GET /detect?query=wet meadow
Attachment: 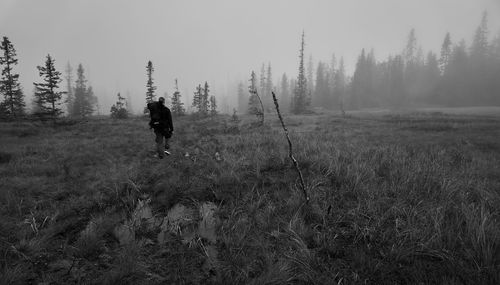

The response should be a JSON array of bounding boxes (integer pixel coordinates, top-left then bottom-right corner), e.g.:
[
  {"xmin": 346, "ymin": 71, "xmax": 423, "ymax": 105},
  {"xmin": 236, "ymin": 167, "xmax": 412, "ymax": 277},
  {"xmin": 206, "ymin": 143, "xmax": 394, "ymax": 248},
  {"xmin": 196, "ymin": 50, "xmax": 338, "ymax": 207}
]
[{"xmin": 1, "ymin": 109, "xmax": 500, "ymax": 284}]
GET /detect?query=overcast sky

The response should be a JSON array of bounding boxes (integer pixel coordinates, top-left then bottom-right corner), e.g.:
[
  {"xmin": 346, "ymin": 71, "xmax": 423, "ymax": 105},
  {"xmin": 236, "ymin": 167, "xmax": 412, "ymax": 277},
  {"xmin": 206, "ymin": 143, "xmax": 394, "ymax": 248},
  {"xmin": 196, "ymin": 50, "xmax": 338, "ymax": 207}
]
[{"xmin": 1, "ymin": 0, "xmax": 499, "ymax": 113}]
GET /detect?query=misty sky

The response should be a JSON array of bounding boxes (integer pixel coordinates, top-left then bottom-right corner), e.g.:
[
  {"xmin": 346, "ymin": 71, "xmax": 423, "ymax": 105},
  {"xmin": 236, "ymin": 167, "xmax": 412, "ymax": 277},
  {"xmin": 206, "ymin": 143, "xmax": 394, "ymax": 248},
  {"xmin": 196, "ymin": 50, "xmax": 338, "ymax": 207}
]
[{"xmin": 1, "ymin": 0, "xmax": 499, "ymax": 113}]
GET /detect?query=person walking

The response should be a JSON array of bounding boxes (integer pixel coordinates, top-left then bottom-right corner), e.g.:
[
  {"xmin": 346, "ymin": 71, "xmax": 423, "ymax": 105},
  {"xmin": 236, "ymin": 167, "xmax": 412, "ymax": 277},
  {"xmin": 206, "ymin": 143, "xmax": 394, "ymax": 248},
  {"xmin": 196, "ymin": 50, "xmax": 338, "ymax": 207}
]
[{"xmin": 147, "ymin": 97, "xmax": 173, "ymax": 158}]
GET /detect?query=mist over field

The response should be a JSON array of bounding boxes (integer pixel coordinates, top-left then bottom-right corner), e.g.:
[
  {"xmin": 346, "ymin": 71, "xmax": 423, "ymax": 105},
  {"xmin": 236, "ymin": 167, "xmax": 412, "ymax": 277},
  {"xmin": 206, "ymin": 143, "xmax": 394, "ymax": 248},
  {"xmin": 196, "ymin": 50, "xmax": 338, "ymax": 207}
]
[
  {"xmin": 1, "ymin": 1, "xmax": 500, "ymax": 284},
  {"xmin": 1, "ymin": 0, "xmax": 500, "ymax": 114}
]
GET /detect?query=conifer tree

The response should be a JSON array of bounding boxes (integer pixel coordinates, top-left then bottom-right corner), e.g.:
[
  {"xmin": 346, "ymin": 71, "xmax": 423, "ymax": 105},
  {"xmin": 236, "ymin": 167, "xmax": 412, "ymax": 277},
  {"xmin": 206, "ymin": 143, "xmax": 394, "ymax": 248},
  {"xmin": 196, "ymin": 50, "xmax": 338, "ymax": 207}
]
[
  {"xmin": 72, "ymin": 64, "xmax": 95, "ymax": 117},
  {"xmin": 404, "ymin": 29, "xmax": 418, "ymax": 65},
  {"xmin": 259, "ymin": 64, "xmax": 266, "ymax": 106},
  {"xmin": 237, "ymin": 82, "xmax": 246, "ymax": 113},
  {"xmin": 110, "ymin": 92, "xmax": 128, "ymax": 119},
  {"xmin": 0, "ymin": 36, "xmax": 25, "ymax": 118},
  {"xmin": 439, "ymin": 32, "xmax": 452, "ymax": 74},
  {"xmin": 171, "ymin": 79, "xmax": 185, "ymax": 116},
  {"xmin": 422, "ymin": 51, "xmax": 440, "ymax": 102},
  {"xmin": 248, "ymin": 70, "xmax": 264, "ymax": 124},
  {"xmin": 33, "ymin": 54, "xmax": 65, "ymax": 119},
  {"xmin": 350, "ymin": 48, "xmax": 366, "ymax": 109},
  {"xmin": 144, "ymin": 60, "xmax": 156, "ymax": 113},
  {"xmin": 201, "ymin": 81, "xmax": 210, "ymax": 115},
  {"xmin": 125, "ymin": 92, "xmax": 133, "ymax": 114},
  {"xmin": 265, "ymin": 62, "xmax": 273, "ymax": 110},
  {"xmin": 307, "ymin": 54, "xmax": 314, "ymax": 95},
  {"xmin": 471, "ymin": 11, "xmax": 489, "ymax": 59},
  {"xmin": 292, "ymin": 32, "xmax": 309, "ymax": 114},
  {"xmin": 209, "ymin": 95, "xmax": 217, "ymax": 116},
  {"xmin": 192, "ymin": 84, "xmax": 202, "ymax": 113},
  {"xmin": 65, "ymin": 62, "xmax": 74, "ymax": 115},
  {"xmin": 335, "ymin": 57, "xmax": 346, "ymax": 115},
  {"xmin": 280, "ymin": 73, "xmax": 289, "ymax": 113},
  {"xmin": 313, "ymin": 61, "xmax": 329, "ymax": 107}
]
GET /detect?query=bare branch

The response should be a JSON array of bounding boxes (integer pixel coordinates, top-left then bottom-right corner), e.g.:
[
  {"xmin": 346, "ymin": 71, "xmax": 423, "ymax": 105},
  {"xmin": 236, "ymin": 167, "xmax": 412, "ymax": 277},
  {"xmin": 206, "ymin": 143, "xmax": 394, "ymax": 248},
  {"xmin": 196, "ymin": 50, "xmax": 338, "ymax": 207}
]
[{"xmin": 271, "ymin": 91, "xmax": 309, "ymax": 203}]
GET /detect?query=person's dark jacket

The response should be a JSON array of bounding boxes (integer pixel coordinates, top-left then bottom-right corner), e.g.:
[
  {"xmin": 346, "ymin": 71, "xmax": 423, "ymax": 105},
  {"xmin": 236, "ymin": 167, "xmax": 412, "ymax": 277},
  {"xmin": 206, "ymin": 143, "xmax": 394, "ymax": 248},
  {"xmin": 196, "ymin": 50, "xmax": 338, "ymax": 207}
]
[{"xmin": 148, "ymin": 102, "xmax": 173, "ymax": 132}]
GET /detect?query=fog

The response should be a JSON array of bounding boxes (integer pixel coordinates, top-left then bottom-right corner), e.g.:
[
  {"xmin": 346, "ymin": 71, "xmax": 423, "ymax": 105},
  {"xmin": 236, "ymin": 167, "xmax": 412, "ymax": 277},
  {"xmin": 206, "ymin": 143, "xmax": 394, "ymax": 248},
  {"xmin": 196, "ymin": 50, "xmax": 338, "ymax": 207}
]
[{"xmin": 1, "ymin": 0, "xmax": 499, "ymax": 114}]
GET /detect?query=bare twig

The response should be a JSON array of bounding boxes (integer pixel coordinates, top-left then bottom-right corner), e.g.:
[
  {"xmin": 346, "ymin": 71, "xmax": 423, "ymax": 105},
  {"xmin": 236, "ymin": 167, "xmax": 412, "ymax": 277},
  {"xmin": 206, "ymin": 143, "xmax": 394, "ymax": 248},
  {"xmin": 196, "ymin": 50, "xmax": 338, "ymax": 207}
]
[{"xmin": 271, "ymin": 91, "xmax": 309, "ymax": 203}]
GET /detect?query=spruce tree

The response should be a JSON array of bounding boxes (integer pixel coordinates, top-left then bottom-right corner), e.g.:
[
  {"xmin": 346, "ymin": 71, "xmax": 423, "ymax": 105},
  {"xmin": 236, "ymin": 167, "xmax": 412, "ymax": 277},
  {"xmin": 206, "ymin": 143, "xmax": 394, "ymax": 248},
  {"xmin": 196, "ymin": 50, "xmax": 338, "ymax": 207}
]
[
  {"xmin": 265, "ymin": 62, "xmax": 273, "ymax": 111},
  {"xmin": 307, "ymin": 54, "xmax": 314, "ymax": 95},
  {"xmin": 0, "ymin": 36, "xmax": 25, "ymax": 118},
  {"xmin": 237, "ymin": 82, "xmax": 246, "ymax": 114},
  {"xmin": 248, "ymin": 70, "xmax": 264, "ymax": 124},
  {"xmin": 209, "ymin": 95, "xmax": 217, "ymax": 116},
  {"xmin": 334, "ymin": 57, "xmax": 346, "ymax": 115},
  {"xmin": 422, "ymin": 51, "xmax": 440, "ymax": 102},
  {"xmin": 439, "ymin": 32, "xmax": 452, "ymax": 74},
  {"xmin": 313, "ymin": 61, "xmax": 329, "ymax": 108},
  {"xmin": 171, "ymin": 79, "xmax": 185, "ymax": 116},
  {"xmin": 280, "ymin": 73, "xmax": 289, "ymax": 113},
  {"xmin": 350, "ymin": 49, "xmax": 366, "ymax": 109},
  {"xmin": 72, "ymin": 64, "xmax": 95, "ymax": 117},
  {"xmin": 292, "ymin": 32, "xmax": 309, "ymax": 114},
  {"xmin": 192, "ymin": 84, "xmax": 202, "ymax": 113},
  {"xmin": 145, "ymin": 60, "xmax": 156, "ymax": 113},
  {"xmin": 33, "ymin": 54, "xmax": 65, "ymax": 119},
  {"xmin": 110, "ymin": 92, "xmax": 128, "ymax": 119},
  {"xmin": 201, "ymin": 81, "xmax": 210, "ymax": 115},
  {"xmin": 471, "ymin": 11, "xmax": 489, "ymax": 59},
  {"xmin": 404, "ymin": 29, "xmax": 418, "ymax": 65},
  {"xmin": 65, "ymin": 62, "xmax": 74, "ymax": 115}
]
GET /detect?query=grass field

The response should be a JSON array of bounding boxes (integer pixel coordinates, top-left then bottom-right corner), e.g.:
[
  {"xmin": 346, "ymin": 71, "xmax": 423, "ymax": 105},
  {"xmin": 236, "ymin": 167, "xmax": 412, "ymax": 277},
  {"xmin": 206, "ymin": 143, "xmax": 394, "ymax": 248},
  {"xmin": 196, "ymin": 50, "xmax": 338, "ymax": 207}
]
[{"xmin": 1, "ymin": 109, "xmax": 500, "ymax": 284}]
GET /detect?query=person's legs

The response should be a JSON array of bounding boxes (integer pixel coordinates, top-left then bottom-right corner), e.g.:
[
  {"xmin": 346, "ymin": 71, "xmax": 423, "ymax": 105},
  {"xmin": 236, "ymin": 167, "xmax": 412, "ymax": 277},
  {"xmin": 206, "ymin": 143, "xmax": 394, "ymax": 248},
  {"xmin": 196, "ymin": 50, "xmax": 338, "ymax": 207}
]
[
  {"xmin": 165, "ymin": 137, "xmax": 170, "ymax": 149},
  {"xmin": 154, "ymin": 129, "xmax": 164, "ymax": 157},
  {"xmin": 165, "ymin": 130, "xmax": 172, "ymax": 150}
]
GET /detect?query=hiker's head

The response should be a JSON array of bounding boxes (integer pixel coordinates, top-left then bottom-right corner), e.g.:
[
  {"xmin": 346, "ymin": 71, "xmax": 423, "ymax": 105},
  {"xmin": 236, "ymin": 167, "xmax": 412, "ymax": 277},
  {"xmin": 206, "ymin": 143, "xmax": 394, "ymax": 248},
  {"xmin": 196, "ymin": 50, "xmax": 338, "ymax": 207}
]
[{"xmin": 159, "ymin": 97, "xmax": 165, "ymax": 105}]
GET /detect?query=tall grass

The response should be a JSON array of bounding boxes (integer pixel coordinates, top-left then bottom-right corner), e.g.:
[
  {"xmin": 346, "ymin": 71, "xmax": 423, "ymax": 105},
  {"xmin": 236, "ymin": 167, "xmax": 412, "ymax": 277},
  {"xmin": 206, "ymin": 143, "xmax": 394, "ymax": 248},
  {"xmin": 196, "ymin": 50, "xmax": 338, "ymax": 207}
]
[{"xmin": 0, "ymin": 112, "xmax": 499, "ymax": 283}]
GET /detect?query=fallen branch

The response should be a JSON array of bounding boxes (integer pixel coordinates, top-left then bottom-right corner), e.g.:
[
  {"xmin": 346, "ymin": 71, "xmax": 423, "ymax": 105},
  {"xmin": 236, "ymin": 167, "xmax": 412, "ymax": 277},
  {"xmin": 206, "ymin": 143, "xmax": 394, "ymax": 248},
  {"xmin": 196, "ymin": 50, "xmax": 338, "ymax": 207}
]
[{"xmin": 271, "ymin": 91, "xmax": 309, "ymax": 203}]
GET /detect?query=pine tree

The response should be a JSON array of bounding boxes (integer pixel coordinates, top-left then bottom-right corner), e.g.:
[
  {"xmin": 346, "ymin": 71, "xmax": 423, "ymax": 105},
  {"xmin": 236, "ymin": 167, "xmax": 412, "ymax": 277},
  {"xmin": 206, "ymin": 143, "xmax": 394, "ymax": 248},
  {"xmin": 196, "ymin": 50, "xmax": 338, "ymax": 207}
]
[
  {"xmin": 171, "ymin": 79, "xmax": 185, "ymax": 116},
  {"xmin": 350, "ymin": 49, "xmax": 366, "ymax": 109},
  {"xmin": 237, "ymin": 82, "xmax": 246, "ymax": 114},
  {"xmin": 65, "ymin": 62, "xmax": 74, "ymax": 115},
  {"xmin": 209, "ymin": 95, "xmax": 217, "ymax": 116},
  {"xmin": 110, "ymin": 92, "xmax": 128, "ymax": 119},
  {"xmin": 292, "ymin": 32, "xmax": 309, "ymax": 114},
  {"xmin": 439, "ymin": 32, "xmax": 452, "ymax": 74},
  {"xmin": 259, "ymin": 63, "xmax": 266, "ymax": 106},
  {"xmin": 313, "ymin": 61, "xmax": 329, "ymax": 108},
  {"xmin": 265, "ymin": 62, "xmax": 273, "ymax": 111},
  {"xmin": 334, "ymin": 57, "xmax": 346, "ymax": 114},
  {"xmin": 144, "ymin": 60, "xmax": 156, "ymax": 113},
  {"xmin": 33, "ymin": 54, "xmax": 65, "ymax": 119},
  {"xmin": 72, "ymin": 64, "xmax": 95, "ymax": 117},
  {"xmin": 307, "ymin": 54, "xmax": 314, "ymax": 95},
  {"xmin": 422, "ymin": 51, "xmax": 440, "ymax": 102},
  {"xmin": 404, "ymin": 28, "xmax": 418, "ymax": 65},
  {"xmin": 192, "ymin": 84, "xmax": 202, "ymax": 113},
  {"xmin": 389, "ymin": 55, "xmax": 406, "ymax": 107},
  {"xmin": 248, "ymin": 70, "xmax": 264, "ymax": 123},
  {"xmin": 201, "ymin": 81, "xmax": 210, "ymax": 115},
  {"xmin": 404, "ymin": 29, "xmax": 423, "ymax": 103},
  {"xmin": 444, "ymin": 40, "xmax": 470, "ymax": 105},
  {"xmin": 125, "ymin": 91, "xmax": 134, "ymax": 114},
  {"xmin": 471, "ymin": 11, "xmax": 489, "ymax": 59},
  {"xmin": 280, "ymin": 73, "xmax": 289, "ymax": 112},
  {"xmin": 0, "ymin": 36, "xmax": 25, "ymax": 118}
]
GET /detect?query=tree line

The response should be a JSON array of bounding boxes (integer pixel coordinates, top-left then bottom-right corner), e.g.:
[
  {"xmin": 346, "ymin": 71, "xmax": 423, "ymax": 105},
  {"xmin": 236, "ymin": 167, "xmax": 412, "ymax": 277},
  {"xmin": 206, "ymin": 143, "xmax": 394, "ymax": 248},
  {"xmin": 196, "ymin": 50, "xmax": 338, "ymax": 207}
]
[
  {"xmin": 0, "ymin": 38, "xmax": 216, "ymax": 121},
  {"xmin": 0, "ymin": 36, "xmax": 98, "ymax": 121},
  {"xmin": 239, "ymin": 12, "xmax": 499, "ymax": 115}
]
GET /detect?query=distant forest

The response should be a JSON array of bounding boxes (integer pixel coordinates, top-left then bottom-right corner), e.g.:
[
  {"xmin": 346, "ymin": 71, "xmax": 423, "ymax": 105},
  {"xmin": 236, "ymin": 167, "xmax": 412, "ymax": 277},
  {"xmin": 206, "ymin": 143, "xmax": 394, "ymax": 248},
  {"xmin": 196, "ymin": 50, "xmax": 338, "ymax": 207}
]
[{"xmin": 240, "ymin": 12, "xmax": 500, "ymax": 114}]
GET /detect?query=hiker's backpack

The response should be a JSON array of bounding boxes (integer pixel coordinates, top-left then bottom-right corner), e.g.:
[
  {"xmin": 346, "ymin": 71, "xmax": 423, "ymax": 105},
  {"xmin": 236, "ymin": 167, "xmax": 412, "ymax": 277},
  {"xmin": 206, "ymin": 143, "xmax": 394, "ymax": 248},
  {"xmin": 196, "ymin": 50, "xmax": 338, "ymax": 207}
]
[{"xmin": 147, "ymin": 102, "xmax": 161, "ymax": 127}]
